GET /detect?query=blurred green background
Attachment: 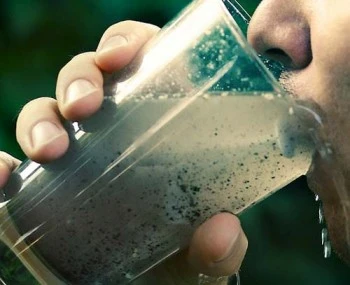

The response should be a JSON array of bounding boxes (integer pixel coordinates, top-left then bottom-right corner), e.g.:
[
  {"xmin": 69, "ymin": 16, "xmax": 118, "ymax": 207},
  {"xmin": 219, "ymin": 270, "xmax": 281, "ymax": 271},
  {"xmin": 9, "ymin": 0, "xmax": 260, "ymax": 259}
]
[{"xmin": 0, "ymin": 0, "xmax": 349, "ymax": 284}]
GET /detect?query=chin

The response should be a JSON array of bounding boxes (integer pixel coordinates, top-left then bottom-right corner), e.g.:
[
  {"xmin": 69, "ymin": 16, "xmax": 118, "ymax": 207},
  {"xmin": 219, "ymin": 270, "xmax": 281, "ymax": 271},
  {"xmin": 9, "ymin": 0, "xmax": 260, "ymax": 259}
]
[
  {"xmin": 322, "ymin": 202, "xmax": 350, "ymax": 266},
  {"xmin": 306, "ymin": 154, "xmax": 350, "ymax": 266}
]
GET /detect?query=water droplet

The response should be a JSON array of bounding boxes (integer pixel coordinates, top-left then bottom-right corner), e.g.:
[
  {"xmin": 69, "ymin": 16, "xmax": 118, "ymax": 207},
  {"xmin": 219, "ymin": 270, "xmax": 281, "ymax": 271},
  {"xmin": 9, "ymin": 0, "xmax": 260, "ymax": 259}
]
[
  {"xmin": 203, "ymin": 94, "xmax": 210, "ymax": 100},
  {"xmin": 228, "ymin": 273, "xmax": 241, "ymax": 285},
  {"xmin": 263, "ymin": 93, "xmax": 274, "ymax": 100},
  {"xmin": 324, "ymin": 241, "xmax": 332, "ymax": 258},
  {"xmin": 319, "ymin": 205, "xmax": 325, "ymax": 224},
  {"xmin": 321, "ymin": 228, "xmax": 328, "ymax": 245},
  {"xmin": 198, "ymin": 273, "xmax": 227, "ymax": 284},
  {"xmin": 125, "ymin": 273, "xmax": 133, "ymax": 280},
  {"xmin": 158, "ymin": 95, "xmax": 168, "ymax": 100},
  {"xmin": 132, "ymin": 248, "xmax": 139, "ymax": 258},
  {"xmin": 236, "ymin": 273, "xmax": 241, "ymax": 285}
]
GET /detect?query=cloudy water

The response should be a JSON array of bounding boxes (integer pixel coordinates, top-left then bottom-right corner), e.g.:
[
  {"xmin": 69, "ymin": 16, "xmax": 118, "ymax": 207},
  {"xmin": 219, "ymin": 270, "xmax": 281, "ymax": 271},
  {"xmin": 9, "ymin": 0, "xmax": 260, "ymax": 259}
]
[{"xmin": 1, "ymin": 92, "xmax": 316, "ymax": 284}]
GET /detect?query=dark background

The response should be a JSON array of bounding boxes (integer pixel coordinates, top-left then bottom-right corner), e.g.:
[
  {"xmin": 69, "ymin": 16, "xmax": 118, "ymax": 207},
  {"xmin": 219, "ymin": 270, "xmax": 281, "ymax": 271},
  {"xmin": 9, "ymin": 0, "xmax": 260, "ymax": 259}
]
[{"xmin": 0, "ymin": 0, "xmax": 349, "ymax": 284}]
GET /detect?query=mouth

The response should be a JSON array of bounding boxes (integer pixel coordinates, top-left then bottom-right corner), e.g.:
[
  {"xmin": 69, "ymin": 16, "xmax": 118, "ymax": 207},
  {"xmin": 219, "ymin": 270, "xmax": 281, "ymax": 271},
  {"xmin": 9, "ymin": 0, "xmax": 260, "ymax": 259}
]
[
  {"xmin": 277, "ymin": 64, "xmax": 333, "ymax": 201},
  {"xmin": 270, "ymin": 44, "xmax": 350, "ymax": 266}
]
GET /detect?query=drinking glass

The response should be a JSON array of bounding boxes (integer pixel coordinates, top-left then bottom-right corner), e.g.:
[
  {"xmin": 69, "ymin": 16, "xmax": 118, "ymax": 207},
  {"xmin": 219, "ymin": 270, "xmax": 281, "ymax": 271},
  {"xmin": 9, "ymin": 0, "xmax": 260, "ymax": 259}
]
[{"xmin": 0, "ymin": 0, "xmax": 321, "ymax": 284}]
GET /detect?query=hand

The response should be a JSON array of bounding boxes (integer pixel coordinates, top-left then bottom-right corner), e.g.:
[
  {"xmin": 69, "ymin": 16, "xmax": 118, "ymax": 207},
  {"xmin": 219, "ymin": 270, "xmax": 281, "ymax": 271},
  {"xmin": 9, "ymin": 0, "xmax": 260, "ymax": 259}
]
[
  {"xmin": 12, "ymin": 21, "xmax": 248, "ymax": 284},
  {"xmin": 0, "ymin": 152, "xmax": 21, "ymax": 191}
]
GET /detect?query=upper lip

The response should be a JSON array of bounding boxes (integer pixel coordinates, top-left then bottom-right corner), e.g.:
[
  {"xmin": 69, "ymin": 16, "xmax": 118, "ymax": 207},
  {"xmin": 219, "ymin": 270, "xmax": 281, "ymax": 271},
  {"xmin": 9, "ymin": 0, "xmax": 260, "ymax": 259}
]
[
  {"xmin": 278, "ymin": 61, "xmax": 314, "ymax": 101},
  {"xmin": 278, "ymin": 63, "xmax": 331, "ymax": 200}
]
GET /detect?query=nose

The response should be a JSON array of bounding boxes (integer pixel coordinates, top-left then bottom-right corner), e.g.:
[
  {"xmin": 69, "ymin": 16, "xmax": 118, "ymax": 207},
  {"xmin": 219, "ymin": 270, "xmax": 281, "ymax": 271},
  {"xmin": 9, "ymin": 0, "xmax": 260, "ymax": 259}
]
[{"xmin": 247, "ymin": 0, "xmax": 312, "ymax": 69}]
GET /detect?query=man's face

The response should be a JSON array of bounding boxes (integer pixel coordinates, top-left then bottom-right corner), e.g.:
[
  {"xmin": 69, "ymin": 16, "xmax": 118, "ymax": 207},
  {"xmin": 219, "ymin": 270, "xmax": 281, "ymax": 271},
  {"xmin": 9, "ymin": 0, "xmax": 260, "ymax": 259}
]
[{"xmin": 248, "ymin": 0, "xmax": 350, "ymax": 264}]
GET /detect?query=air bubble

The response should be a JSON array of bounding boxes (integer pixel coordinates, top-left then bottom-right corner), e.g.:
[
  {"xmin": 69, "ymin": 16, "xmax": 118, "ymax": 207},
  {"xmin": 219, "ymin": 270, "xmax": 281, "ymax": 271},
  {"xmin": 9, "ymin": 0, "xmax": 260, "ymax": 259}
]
[
  {"xmin": 125, "ymin": 273, "xmax": 133, "ymax": 280},
  {"xmin": 203, "ymin": 94, "xmax": 210, "ymax": 100},
  {"xmin": 158, "ymin": 95, "xmax": 168, "ymax": 100},
  {"xmin": 263, "ymin": 93, "xmax": 274, "ymax": 100},
  {"xmin": 206, "ymin": 62, "xmax": 215, "ymax": 70}
]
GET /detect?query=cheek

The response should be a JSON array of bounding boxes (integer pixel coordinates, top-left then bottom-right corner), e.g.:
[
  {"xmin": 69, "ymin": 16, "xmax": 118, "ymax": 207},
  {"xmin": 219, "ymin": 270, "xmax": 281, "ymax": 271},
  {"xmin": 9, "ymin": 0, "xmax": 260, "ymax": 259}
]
[
  {"xmin": 308, "ymin": 3, "xmax": 350, "ymax": 159},
  {"xmin": 312, "ymin": 71, "xmax": 350, "ymax": 185},
  {"xmin": 311, "ymin": 4, "xmax": 350, "ymax": 80}
]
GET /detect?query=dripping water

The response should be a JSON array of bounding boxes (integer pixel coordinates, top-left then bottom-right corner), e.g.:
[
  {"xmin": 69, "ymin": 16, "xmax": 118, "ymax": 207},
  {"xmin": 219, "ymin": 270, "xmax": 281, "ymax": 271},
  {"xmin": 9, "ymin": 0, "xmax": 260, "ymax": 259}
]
[
  {"xmin": 197, "ymin": 272, "xmax": 240, "ymax": 285},
  {"xmin": 315, "ymin": 194, "xmax": 331, "ymax": 258}
]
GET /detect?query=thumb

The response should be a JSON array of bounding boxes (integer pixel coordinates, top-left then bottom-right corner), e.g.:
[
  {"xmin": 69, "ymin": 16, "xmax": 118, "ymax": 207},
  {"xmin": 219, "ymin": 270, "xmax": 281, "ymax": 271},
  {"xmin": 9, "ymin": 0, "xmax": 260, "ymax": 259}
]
[
  {"xmin": 132, "ymin": 213, "xmax": 247, "ymax": 285},
  {"xmin": 187, "ymin": 213, "xmax": 248, "ymax": 277}
]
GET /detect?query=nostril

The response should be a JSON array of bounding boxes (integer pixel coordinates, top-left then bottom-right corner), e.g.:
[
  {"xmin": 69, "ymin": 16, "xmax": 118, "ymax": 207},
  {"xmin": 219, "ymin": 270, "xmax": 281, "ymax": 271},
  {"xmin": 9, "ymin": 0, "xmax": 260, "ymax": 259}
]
[
  {"xmin": 266, "ymin": 48, "xmax": 288, "ymax": 57},
  {"xmin": 265, "ymin": 48, "xmax": 293, "ymax": 68}
]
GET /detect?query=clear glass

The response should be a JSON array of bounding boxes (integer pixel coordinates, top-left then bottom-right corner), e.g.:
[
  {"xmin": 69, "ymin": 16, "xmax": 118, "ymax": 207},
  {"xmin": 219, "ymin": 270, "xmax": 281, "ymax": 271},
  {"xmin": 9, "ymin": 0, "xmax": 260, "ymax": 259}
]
[{"xmin": 0, "ymin": 0, "xmax": 321, "ymax": 284}]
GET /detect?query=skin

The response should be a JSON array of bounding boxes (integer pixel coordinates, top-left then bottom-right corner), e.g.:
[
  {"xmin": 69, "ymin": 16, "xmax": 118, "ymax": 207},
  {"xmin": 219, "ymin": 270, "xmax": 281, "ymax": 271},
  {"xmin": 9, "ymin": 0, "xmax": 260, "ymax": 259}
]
[
  {"xmin": 0, "ymin": 0, "xmax": 349, "ymax": 282},
  {"xmin": 248, "ymin": 0, "xmax": 350, "ymax": 265}
]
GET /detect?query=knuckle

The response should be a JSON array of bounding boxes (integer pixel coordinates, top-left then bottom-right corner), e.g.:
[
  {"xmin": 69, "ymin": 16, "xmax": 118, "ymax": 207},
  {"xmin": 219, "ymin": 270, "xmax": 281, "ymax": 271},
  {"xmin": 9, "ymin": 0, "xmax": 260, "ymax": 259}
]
[
  {"xmin": 58, "ymin": 52, "xmax": 95, "ymax": 79},
  {"xmin": 104, "ymin": 20, "xmax": 139, "ymax": 36},
  {"xmin": 102, "ymin": 20, "xmax": 158, "ymax": 41},
  {"xmin": 18, "ymin": 97, "xmax": 56, "ymax": 120},
  {"xmin": 70, "ymin": 52, "xmax": 95, "ymax": 63},
  {"xmin": 119, "ymin": 20, "xmax": 140, "ymax": 27}
]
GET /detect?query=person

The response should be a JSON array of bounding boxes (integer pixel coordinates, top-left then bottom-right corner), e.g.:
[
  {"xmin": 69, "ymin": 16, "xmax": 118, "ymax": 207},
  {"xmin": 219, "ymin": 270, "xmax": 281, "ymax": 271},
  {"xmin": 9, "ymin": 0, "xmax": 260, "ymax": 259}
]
[{"xmin": 0, "ymin": 0, "xmax": 349, "ymax": 283}]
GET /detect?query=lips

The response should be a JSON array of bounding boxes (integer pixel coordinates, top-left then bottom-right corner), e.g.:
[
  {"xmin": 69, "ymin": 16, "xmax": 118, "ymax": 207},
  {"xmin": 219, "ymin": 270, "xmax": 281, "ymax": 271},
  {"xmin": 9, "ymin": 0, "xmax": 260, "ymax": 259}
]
[{"xmin": 278, "ymin": 64, "xmax": 336, "ymax": 202}]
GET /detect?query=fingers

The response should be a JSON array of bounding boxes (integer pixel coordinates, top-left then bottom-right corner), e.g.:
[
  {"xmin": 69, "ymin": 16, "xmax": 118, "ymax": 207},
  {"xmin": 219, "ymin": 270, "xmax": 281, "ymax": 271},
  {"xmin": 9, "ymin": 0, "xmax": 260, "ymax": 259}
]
[
  {"xmin": 188, "ymin": 213, "xmax": 248, "ymax": 276},
  {"xmin": 0, "ymin": 152, "xmax": 21, "ymax": 188},
  {"xmin": 95, "ymin": 21, "xmax": 160, "ymax": 72},
  {"xmin": 16, "ymin": 21, "xmax": 160, "ymax": 163},
  {"xmin": 56, "ymin": 52, "xmax": 104, "ymax": 121},
  {"xmin": 16, "ymin": 98, "xmax": 69, "ymax": 163},
  {"xmin": 56, "ymin": 21, "xmax": 159, "ymax": 122}
]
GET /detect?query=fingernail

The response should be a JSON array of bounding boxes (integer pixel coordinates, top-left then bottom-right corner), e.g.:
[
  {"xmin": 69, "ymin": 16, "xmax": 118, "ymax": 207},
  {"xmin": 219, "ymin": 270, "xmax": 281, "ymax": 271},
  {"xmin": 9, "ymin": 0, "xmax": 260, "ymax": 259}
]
[
  {"xmin": 214, "ymin": 230, "xmax": 248, "ymax": 264},
  {"xmin": 97, "ymin": 35, "xmax": 128, "ymax": 55},
  {"xmin": 65, "ymin": 79, "xmax": 97, "ymax": 105},
  {"xmin": 31, "ymin": 121, "xmax": 64, "ymax": 149}
]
